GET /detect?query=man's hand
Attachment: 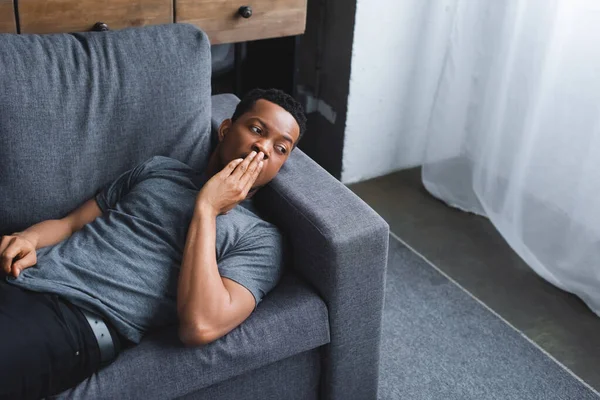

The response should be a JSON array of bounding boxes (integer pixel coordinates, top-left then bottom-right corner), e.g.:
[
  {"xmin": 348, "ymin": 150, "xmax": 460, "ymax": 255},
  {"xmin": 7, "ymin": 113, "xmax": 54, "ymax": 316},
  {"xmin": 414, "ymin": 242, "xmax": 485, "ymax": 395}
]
[
  {"xmin": 196, "ymin": 151, "xmax": 264, "ymax": 217},
  {"xmin": 0, "ymin": 233, "xmax": 38, "ymax": 278}
]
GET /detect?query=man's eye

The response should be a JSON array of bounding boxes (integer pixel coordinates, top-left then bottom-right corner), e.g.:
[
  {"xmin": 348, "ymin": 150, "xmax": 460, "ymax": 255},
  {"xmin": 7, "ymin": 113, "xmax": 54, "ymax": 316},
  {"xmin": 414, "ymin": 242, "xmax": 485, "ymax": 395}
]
[
  {"xmin": 251, "ymin": 126, "xmax": 262, "ymax": 134},
  {"xmin": 277, "ymin": 146, "xmax": 288, "ymax": 155}
]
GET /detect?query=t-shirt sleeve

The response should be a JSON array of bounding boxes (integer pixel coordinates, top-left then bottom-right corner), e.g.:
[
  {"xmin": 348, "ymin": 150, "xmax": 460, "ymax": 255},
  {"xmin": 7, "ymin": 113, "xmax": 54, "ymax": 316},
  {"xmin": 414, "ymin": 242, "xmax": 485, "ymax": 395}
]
[
  {"xmin": 95, "ymin": 156, "xmax": 176, "ymax": 212},
  {"xmin": 218, "ymin": 225, "xmax": 285, "ymax": 310}
]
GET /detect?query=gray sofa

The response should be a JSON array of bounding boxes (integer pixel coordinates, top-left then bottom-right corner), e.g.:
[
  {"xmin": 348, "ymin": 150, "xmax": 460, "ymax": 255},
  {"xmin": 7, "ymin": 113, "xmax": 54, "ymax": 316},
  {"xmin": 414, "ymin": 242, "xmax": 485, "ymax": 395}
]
[{"xmin": 0, "ymin": 24, "xmax": 389, "ymax": 400}]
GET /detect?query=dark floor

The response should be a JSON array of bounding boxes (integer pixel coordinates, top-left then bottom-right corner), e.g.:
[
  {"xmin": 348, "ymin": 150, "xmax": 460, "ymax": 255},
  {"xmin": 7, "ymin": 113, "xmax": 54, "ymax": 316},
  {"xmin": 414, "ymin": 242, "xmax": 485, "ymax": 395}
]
[{"xmin": 349, "ymin": 167, "xmax": 600, "ymax": 392}]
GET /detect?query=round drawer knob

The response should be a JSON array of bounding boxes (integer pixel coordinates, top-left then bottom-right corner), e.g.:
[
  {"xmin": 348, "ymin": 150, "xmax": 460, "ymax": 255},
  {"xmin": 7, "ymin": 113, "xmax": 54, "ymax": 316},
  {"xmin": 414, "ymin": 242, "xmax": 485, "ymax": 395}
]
[
  {"xmin": 238, "ymin": 6, "xmax": 253, "ymax": 19},
  {"xmin": 92, "ymin": 22, "xmax": 110, "ymax": 32}
]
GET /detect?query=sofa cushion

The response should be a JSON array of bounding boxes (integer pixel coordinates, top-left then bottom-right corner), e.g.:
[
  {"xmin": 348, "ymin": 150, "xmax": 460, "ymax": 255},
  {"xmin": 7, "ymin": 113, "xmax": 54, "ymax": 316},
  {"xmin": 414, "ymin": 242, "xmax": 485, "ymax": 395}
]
[
  {"xmin": 0, "ymin": 24, "xmax": 212, "ymax": 236},
  {"xmin": 51, "ymin": 271, "xmax": 330, "ymax": 400}
]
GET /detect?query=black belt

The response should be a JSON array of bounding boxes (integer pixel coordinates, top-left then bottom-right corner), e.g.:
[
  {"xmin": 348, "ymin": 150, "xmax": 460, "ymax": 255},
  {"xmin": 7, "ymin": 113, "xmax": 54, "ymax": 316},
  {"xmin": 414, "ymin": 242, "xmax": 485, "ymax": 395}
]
[{"xmin": 78, "ymin": 308, "xmax": 117, "ymax": 367}]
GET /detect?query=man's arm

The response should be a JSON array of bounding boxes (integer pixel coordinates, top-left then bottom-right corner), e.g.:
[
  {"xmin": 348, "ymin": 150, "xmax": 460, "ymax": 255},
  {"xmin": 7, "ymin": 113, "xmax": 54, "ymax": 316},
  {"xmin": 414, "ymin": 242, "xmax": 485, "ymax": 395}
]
[
  {"xmin": 22, "ymin": 198, "xmax": 102, "ymax": 249},
  {"xmin": 177, "ymin": 208, "xmax": 256, "ymax": 346},
  {"xmin": 0, "ymin": 198, "xmax": 102, "ymax": 277},
  {"xmin": 177, "ymin": 151, "xmax": 264, "ymax": 347}
]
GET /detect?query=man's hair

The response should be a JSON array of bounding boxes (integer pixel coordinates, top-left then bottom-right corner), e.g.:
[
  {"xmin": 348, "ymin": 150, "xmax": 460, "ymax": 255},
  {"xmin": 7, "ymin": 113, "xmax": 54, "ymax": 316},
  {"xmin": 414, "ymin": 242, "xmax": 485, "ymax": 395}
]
[{"xmin": 231, "ymin": 88, "xmax": 307, "ymax": 143}]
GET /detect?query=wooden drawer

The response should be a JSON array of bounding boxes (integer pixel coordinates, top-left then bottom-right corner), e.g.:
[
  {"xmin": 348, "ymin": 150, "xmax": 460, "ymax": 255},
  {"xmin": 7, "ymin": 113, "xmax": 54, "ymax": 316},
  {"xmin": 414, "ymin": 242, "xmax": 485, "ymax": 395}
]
[
  {"xmin": 176, "ymin": 0, "xmax": 307, "ymax": 44},
  {"xmin": 18, "ymin": 0, "xmax": 173, "ymax": 34},
  {"xmin": 0, "ymin": 0, "xmax": 16, "ymax": 33}
]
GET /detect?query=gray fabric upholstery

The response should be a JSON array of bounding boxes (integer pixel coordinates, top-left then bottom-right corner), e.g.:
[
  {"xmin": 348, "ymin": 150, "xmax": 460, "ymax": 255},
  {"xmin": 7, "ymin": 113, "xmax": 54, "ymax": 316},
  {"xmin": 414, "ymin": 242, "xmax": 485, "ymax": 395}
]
[
  {"xmin": 2, "ymin": 23, "xmax": 388, "ymax": 399},
  {"xmin": 212, "ymin": 93, "xmax": 390, "ymax": 400},
  {"xmin": 0, "ymin": 24, "xmax": 212, "ymax": 236},
  {"xmin": 210, "ymin": 93, "xmax": 240, "ymax": 147},
  {"xmin": 52, "ymin": 272, "xmax": 329, "ymax": 399},
  {"xmin": 259, "ymin": 153, "xmax": 390, "ymax": 400},
  {"xmin": 179, "ymin": 349, "xmax": 321, "ymax": 400}
]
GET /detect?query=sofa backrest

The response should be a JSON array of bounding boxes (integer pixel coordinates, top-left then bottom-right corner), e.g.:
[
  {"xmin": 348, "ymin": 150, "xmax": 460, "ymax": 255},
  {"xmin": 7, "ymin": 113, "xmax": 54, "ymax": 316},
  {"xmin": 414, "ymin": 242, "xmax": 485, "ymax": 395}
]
[{"xmin": 0, "ymin": 24, "xmax": 212, "ymax": 236}]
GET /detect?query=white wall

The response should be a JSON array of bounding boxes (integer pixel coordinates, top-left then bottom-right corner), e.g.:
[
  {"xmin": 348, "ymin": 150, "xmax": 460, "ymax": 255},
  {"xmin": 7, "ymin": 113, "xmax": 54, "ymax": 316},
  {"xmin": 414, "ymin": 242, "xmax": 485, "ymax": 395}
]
[{"xmin": 342, "ymin": 0, "xmax": 458, "ymax": 184}]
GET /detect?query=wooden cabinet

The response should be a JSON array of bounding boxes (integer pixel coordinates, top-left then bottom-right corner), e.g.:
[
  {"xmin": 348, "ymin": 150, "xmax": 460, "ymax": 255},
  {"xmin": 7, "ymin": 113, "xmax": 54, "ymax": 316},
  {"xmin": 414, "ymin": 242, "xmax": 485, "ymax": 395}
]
[
  {"xmin": 0, "ymin": 0, "xmax": 306, "ymax": 44},
  {"xmin": 18, "ymin": 0, "xmax": 173, "ymax": 34},
  {"xmin": 176, "ymin": 0, "xmax": 307, "ymax": 44},
  {"xmin": 0, "ymin": 0, "xmax": 16, "ymax": 33}
]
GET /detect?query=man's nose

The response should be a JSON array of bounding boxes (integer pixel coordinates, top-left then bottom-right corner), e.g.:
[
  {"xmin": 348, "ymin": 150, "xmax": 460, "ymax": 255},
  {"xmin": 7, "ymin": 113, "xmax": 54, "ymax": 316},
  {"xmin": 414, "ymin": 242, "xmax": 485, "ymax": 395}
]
[{"xmin": 251, "ymin": 142, "xmax": 270, "ymax": 159}]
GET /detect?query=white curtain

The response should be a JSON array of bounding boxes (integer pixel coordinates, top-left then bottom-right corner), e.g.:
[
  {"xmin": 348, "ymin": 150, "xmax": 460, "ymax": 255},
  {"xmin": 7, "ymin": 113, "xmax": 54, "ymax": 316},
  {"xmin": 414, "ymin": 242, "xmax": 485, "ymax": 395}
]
[{"xmin": 419, "ymin": 0, "xmax": 600, "ymax": 315}]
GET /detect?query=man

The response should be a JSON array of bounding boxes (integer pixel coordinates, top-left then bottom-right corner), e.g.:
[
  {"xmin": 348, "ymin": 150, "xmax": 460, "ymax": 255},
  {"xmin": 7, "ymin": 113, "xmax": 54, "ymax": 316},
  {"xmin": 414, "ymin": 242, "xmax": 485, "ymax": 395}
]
[{"xmin": 0, "ymin": 88, "xmax": 306, "ymax": 400}]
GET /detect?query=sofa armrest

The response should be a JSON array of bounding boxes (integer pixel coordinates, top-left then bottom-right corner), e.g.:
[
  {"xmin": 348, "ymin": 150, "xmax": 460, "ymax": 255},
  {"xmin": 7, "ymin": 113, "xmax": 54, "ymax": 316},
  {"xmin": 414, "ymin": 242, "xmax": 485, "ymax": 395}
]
[
  {"xmin": 256, "ymin": 151, "xmax": 389, "ymax": 400},
  {"xmin": 211, "ymin": 94, "xmax": 389, "ymax": 400}
]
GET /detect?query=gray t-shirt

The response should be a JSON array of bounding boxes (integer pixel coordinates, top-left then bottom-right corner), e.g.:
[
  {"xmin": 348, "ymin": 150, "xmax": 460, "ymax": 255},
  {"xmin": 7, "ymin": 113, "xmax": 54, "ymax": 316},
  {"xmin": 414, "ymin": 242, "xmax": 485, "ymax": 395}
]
[{"xmin": 6, "ymin": 156, "xmax": 284, "ymax": 343}]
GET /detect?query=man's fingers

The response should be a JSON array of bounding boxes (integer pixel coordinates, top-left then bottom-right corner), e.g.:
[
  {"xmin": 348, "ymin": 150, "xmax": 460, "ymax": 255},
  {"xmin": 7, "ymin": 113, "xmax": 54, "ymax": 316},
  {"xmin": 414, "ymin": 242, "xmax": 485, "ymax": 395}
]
[
  {"xmin": 1, "ymin": 238, "xmax": 18, "ymax": 274},
  {"xmin": 14, "ymin": 250, "xmax": 36, "ymax": 268},
  {"xmin": 0, "ymin": 236, "xmax": 10, "ymax": 254},
  {"xmin": 243, "ymin": 160, "xmax": 264, "ymax": 193},
  {"xmin": 240, "ymin": 151, "xmax": 263, "ymax": 179},
  {"xmin": 231, "ymin": 151, "xmax": 258, "ymax": 179},
  {"xmin": 11, "ymin": 251, "xmax": 36, "ymax": 278},
  {"xmin": 242, "ymin": 151, "xmax": 264, "ymax": 189},
  {"xmin": 220, "ymin": 158, "xmax": 244, "ymax": 177},
  {"xmin": 240, "ymin": 152, "xmax": 264, "ymax": 191}
]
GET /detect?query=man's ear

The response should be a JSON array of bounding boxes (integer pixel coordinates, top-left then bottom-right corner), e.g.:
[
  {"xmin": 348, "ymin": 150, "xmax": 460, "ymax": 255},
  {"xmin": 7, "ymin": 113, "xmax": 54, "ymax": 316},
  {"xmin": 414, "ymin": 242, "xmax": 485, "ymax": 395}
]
[{"xmin": 218, "ymin": 119, "xmax": 232, "ymax": 142}]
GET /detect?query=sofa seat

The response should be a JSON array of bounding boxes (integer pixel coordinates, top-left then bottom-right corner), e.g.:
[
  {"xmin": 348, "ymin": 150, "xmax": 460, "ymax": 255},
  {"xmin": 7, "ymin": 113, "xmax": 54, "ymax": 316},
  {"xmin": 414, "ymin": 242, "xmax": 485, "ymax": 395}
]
[{"xmin": 52, "ymin": 271, "xmax": 330, "ymax": 399}]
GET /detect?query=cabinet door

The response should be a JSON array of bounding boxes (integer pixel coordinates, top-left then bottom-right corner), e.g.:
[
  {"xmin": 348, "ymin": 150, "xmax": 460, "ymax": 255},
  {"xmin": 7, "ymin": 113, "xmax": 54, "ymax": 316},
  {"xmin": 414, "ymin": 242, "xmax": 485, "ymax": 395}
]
[
  {"xmin": 0, "ymin": 0, "xmax": 16, "ymax": 33},
  {"xmin": 175, "ymin": 0, "xmax": 307, "ymax": 44},
  {"xmin": 19, "ymin": 0, "xmax": 173, "ymax": 34}
]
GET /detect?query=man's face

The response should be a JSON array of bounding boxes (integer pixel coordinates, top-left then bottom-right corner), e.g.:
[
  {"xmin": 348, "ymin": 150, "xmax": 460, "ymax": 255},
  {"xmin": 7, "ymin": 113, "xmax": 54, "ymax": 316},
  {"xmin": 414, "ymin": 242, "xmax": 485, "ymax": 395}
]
[{"xmin": 217, "ymin": 99, "xmax": 301, "ymax": 189}]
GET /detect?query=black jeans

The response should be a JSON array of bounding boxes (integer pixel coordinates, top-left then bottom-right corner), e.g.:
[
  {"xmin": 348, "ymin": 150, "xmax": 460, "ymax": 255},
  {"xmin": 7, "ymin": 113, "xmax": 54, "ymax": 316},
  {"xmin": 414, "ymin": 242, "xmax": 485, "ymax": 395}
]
[{"xmin": 0, "ymin": 280, "xmax": 123, "ymax": 400}]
